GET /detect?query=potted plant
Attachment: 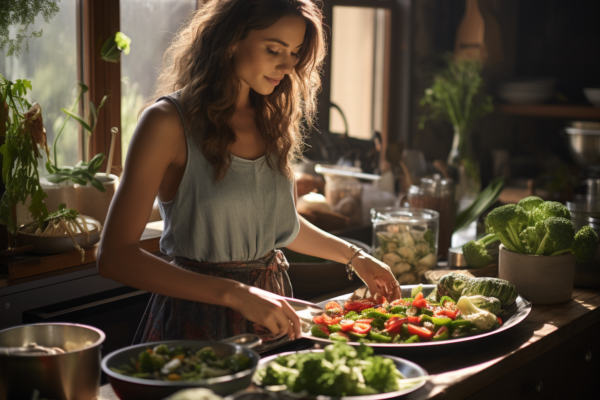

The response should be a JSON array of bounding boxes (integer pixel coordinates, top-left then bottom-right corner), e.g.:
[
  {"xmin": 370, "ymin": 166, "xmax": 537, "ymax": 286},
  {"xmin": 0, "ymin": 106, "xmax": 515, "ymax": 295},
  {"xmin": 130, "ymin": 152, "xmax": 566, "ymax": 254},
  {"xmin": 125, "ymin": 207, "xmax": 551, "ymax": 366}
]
[
  {"xmin": 462, "ymin": 196, "xmax": 600, "ymax": 304},
  {"xmin": 419, "ymin": 56, "xmax": 493, "ymax": 202},
  {"xmin": 0, "ymin": 75, "xmax": 50, "ymax": 246}
]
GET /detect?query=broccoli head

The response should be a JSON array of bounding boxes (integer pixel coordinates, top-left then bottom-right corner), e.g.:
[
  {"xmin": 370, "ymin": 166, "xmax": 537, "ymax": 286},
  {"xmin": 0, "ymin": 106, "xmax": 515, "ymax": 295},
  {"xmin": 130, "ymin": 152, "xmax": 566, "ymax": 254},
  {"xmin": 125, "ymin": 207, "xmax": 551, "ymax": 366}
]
[
  {"xmin": 531, "ymin": 201, "xmax": 571, "ymax": 223},
  {"xmin": 485, "ymin": 204, "xmax": 528, "ymax": 253},
  {"xmin": 536, "ymin": 217, "xmax": 575, "ymax": 256},
  {"xmin": 518, "ymin": 196, "xmax": 544, "ymax": 213},
  {"xmin": 462, "ymin": 233, "xmax": 499, "ymax": 268},
  {"xmin": 551, "ymin": 225, "xmax": 600, "ymax": 264}
]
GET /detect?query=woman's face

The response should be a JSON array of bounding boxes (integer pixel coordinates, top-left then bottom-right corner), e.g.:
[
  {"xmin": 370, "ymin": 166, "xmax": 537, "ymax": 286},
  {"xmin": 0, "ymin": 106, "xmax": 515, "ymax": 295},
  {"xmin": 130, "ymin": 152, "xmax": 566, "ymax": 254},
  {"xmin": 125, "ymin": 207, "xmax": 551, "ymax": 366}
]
[{"xmin": 232, "ymin": 15, "xmax": 306, "ymax": 96}]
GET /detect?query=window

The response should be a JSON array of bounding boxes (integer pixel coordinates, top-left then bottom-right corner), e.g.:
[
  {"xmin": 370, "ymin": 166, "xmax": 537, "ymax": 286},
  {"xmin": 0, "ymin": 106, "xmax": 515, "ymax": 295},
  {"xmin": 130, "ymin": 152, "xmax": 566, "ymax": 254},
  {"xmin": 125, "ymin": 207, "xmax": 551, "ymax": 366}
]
[
  {"xmin": 329, "ymin": 6, "xmax": 390, "ymax": 140},
  {"xmin": 120, "ymin": 0, "xmax": 197, "ymax": 165},
  {"xmin": 0, "ymin": 0, "xmax": 82, "ymax": 169}
]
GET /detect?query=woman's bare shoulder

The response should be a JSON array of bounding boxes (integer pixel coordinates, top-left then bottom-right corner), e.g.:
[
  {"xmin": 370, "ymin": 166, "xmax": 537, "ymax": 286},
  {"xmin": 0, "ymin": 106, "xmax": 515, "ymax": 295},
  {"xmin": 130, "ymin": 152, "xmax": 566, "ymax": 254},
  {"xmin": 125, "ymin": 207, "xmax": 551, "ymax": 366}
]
[{"xmin": 127, "ymin": 99, "xmax": 186, "ymax": 164}]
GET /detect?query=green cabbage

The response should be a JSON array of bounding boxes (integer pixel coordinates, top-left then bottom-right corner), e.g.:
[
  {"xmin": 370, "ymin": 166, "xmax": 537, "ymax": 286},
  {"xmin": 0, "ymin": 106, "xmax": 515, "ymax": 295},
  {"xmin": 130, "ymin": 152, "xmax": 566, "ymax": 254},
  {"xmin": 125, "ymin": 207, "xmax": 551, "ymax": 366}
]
[
  {"xmin": 462, "ymin": 277, "xmax": 518, "ymax": 309},
  {"xmin": 436, "ymin": 273, "xmax": 473, "ymax": 301}
]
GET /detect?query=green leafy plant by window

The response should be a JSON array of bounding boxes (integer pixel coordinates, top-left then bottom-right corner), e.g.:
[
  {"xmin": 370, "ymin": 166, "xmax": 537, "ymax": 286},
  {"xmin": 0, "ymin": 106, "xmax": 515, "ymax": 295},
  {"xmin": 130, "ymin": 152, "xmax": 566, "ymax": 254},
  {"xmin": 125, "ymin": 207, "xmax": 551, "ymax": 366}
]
[
  {"xmin": 0, "ymin": 0, "xmax": 60, "ymax": 58},
  {"xmin": 45, "ymin": 82, "xmax": 108, "ymax": 192},
  {"xmin": 0, "ymin": 74, "xmax": 49, "ymax": 236}
]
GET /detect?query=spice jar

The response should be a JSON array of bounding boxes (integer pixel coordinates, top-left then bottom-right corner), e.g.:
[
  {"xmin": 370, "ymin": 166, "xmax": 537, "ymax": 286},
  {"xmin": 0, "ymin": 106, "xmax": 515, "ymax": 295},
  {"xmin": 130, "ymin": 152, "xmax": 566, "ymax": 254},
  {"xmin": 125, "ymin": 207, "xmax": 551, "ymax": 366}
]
[{"xmin": 406, "ymin": 177, "xmax": 455, "ymax": 259}]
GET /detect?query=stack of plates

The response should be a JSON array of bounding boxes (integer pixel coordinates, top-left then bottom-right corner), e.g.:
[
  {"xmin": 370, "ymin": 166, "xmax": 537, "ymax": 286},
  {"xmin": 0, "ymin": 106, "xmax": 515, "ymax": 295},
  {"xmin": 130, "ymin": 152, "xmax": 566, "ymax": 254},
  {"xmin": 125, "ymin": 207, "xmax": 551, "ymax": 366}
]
[{"xmin": 497, "ymin": 78, "xmax": 557, "ymax": 104}]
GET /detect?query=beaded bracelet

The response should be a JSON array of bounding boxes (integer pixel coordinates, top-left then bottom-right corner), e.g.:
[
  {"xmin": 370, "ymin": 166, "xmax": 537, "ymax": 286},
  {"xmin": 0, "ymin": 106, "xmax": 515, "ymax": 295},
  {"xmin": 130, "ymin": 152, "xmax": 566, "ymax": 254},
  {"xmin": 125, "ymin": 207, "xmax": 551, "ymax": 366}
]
[{"xmin": 345, "ymin": 245, "xmax": 362, "ymax": 280}]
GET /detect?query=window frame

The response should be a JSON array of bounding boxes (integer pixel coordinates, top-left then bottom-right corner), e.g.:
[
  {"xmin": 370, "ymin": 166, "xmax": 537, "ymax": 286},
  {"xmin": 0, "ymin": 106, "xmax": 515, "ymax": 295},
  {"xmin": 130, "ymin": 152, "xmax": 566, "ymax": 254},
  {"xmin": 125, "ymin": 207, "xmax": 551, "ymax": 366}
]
[
  {"xmin": 84, "ymin": 0, "xmax": 411, "ymax": 171},
  {"xmin": 319, "ymin": 0, "xmax": 412, "ymax": 154}
]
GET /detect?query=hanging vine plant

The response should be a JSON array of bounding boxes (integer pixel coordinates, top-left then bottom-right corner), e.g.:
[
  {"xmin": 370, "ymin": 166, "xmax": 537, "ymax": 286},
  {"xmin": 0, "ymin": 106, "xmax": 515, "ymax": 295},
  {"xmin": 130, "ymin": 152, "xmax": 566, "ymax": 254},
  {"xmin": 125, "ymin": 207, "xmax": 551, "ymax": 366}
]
[{"xmin": 0, "ymin": 0, "xmax": 60, "ymax": 58}]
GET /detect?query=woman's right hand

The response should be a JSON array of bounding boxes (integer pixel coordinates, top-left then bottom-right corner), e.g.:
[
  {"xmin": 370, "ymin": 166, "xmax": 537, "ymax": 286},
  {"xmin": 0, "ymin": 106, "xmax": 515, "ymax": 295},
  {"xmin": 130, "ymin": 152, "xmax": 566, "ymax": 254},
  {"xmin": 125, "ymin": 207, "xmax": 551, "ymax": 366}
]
[{"xmin": 226, "ymin": 283, "xmax": 302, "ymax": 340}]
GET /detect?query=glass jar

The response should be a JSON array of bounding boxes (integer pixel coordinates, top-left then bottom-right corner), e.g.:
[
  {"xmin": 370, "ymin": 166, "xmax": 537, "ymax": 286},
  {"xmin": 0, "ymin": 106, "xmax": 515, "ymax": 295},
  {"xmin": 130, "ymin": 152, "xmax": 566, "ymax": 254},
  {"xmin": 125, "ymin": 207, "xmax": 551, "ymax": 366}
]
[
  {"xmin": 371, "ymin": 207, "xmax": 439, "ymax": 285},
  {"xmin": 406, "ymin": 177, "xmax": 455, "ymax": 259}
]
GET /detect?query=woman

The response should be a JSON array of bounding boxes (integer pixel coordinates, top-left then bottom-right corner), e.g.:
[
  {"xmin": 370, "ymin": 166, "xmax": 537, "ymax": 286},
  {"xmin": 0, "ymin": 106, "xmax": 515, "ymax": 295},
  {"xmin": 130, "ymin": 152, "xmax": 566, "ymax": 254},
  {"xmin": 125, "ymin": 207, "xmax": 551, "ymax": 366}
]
[{"xmin": 97, "ymin": 0, "xmax": 400, "ymax": 348}]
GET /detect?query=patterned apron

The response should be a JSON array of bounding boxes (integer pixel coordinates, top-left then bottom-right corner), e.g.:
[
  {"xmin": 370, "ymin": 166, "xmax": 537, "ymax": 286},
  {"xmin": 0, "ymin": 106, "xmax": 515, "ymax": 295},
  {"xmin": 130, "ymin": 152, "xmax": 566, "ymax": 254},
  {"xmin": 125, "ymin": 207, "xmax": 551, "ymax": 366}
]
[{"xmin": 132, "ymin": 250, "xmax": 293, "ymax": 352}]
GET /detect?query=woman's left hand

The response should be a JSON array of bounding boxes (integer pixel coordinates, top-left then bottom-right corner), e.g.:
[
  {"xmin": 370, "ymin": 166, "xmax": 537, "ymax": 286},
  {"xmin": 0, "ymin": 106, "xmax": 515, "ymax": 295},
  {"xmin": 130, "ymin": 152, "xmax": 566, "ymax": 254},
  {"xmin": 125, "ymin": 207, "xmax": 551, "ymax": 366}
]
[{"xmin": 351, "ymin": 252, "xmax": 401, "ymax": 301}]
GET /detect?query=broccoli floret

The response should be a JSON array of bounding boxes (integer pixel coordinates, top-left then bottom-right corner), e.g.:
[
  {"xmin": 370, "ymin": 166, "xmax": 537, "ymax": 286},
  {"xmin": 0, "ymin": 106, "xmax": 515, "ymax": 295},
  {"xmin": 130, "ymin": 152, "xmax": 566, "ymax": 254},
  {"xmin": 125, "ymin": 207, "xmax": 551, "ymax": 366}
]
[
  {"xmin": 551, "ymin": 226, "xmax": 600, "ymax": 264},
  {"xmin": 536, "ymin": 217, "xmax": 575, "ymax": 256},
  {"xmin": 531, "ymin": 201, "xmax": 571, "ymax": 223},
  {"xmin": 519, "ymin": 223, "xmax": 545, "ymax": 254},
  {"xmin": 456, "ymin": 296, "xmax": 497, "ymax": 331},
  {"xmin": 138, "ymin": 350, "xmax": 165, "ymax": 372},
  {"xmin": 518, "ymin": 196, "xmax": 544, "ymax": 225},
  {"xmin": 462, "ymin": 233, "xmax": 499, "ymax": 268},
  {"xmin": 485, "ymin": 204, "xmax": 528, "ymax": 254}
]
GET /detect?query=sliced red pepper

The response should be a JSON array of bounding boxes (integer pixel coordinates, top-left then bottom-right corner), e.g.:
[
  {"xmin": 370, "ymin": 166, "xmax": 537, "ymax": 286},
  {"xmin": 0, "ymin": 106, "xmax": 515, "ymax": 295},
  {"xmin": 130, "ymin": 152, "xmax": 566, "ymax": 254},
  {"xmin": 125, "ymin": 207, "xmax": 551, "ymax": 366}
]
[
  {"xmin": 407, "ymin": 316, "xmax": 420, "ymax": 324},
  {"xmin": 352, "ymin": 322, "xmax": 371, "ymax": 335},
  {"xmin": 312, "ymin": 315, "xmax": 324, "ymax": 324},
  {"xmin": 406, "ymin": 323, "xmax": 434, "ymax": 341},
  {"xmin": 382, "ymin": 317, "xmax": 408, "ymax": 333},
  {"xmin": 377, "ymin": 296, "xmax": 387, "ymax": 305},
  {"xmin": 340, "ymin": 319, "xmax": 355, "ymax": 332},
  {"xmin": 326, "ymin": 301, "xmax": 342, "ymax": 311},
  {"xmin": 356, "ymin": 318, "xmax": 374, "ymax": 324},
  {"xmin": 497, "ymin": 317, "xmax": 503, "ymax": 326}
]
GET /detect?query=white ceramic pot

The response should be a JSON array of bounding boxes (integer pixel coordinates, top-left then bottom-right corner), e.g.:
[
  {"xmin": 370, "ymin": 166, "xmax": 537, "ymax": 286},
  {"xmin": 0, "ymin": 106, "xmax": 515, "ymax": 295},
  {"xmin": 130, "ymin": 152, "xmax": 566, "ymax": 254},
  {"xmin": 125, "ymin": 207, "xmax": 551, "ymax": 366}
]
[
  {"xmin": 75, "ymin": 173, "xmax": 119, "ymax": 226},
  {"xmin": 498, "ymin": 245, "xmax": 575, "ymax": 304},
  {"xmin": 41, "ymin": 180, "xmax": 77, "ymax": 213}
]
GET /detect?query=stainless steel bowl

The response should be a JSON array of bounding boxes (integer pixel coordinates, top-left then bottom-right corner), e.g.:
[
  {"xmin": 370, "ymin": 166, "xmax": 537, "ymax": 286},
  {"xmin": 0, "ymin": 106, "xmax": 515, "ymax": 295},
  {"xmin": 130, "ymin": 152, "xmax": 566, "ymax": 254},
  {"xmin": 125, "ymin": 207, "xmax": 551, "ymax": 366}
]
[
  {"xmin": 0, "ymin": 323, "xmax": 105, "ymax": 400},
  {"xmin": 102, "ymin": 334, "xmax": 262, "ymax": 400},
  {"xmin": 564, "ymin": 127, "xmax": 600, "ymax": 169}
]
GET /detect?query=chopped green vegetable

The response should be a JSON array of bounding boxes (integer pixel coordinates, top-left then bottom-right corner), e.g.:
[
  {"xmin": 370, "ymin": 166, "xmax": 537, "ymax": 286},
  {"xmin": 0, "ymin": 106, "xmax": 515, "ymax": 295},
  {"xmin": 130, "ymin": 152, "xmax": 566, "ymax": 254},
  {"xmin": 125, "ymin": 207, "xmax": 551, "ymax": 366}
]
[{"xmin": 411, "ymin": 284, "xmax": 423, "ymax": 298}]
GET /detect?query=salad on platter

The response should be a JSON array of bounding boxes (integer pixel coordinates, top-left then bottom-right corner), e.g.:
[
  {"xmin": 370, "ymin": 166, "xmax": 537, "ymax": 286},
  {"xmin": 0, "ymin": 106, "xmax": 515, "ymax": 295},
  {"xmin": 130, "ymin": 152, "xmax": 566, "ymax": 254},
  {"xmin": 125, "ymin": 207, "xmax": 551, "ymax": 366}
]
[
  {"xmin": 309, "ymin": 274, "xmax": 519, "ymax": 344},
  {"xmin": 255, "ymin": 342, "xmax": 425, "ymax": 397}
]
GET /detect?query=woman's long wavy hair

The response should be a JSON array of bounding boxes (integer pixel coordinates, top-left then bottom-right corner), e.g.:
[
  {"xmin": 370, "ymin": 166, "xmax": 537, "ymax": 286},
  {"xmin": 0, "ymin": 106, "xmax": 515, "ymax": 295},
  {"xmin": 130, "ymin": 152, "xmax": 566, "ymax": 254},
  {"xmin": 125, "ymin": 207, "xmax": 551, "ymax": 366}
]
[{"xmin": 144, "ymin": 0, "xmax": 326, "ymax": 181}]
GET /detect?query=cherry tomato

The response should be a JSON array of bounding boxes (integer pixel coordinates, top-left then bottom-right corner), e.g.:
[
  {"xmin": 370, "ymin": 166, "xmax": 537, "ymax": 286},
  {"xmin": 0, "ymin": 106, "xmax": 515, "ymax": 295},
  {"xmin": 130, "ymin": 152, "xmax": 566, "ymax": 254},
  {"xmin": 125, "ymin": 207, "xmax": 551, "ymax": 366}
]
[
  {"xmin": 377, "ymin": 296, "xmax": 387, "ymax": 305},
  {"xmin": 323, "ymin": 313, "xmax": 342, "ymax": 326},
  {"xmin": 406, "ymin": 323, "xmax": 434, "ymax": 341},
  {"xmin": 340, "ymin": 319, "xmax": 355, "ymax": 332},
  {"xmin": 412, "ymin": 292, "xmax": 428, "ymax": 308},
  {"xmin": 352, "ymin": 322, "xmax": 371, "ymax": 335},
  {"xmin": 312, "ymin": 315, "xmax": 324, "ymax": 324},
  {"xmin": 435, "ymin": 308, "xmax": 458, "ymax": 320}
]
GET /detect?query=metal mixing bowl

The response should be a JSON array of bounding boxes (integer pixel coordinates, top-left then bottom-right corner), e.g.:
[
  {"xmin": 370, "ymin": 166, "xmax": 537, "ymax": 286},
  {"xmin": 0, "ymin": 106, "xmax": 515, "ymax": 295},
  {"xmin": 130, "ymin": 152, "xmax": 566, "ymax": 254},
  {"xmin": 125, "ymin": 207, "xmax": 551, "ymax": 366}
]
[
  {"xmin": 0, "ymin": 323, "xmax": 105, "ymax": 400},
  {"xmin": 564, "ymin": 127, "xmax": 600, "ymax": 169}
]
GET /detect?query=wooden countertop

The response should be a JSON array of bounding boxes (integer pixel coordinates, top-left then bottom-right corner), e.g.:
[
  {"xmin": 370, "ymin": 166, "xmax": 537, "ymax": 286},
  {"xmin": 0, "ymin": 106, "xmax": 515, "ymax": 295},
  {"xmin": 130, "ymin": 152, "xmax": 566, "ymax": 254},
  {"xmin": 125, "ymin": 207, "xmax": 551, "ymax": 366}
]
[
  {"xmin": 99, "ymin": 286, "xmax": 600, "ymax": 400},
  {"xmin": 0, "ymin": 221, "xmax": 164, "ymax": 287}
]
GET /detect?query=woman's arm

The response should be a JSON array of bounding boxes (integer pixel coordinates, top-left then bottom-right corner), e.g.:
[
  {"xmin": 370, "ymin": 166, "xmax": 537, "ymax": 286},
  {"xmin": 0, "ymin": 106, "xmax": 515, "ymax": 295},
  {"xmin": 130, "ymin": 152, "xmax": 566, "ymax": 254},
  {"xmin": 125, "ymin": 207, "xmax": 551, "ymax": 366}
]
[
  {"xmin": 286, "ymin": 215, "xmax": 401, "ymax": 300},
  {"xmin": 96, "ymin": 102, "xmax": 301, "ymax": 338}
]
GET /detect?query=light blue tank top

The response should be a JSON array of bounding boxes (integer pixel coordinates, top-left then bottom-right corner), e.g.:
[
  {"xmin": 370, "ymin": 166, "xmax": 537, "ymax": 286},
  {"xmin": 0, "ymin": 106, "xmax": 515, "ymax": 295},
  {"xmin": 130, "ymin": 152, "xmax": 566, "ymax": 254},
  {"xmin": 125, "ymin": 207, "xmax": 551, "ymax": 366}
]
[{"xmin": 157, "ymin": 91, "xmax": 300, "ymax": 262}]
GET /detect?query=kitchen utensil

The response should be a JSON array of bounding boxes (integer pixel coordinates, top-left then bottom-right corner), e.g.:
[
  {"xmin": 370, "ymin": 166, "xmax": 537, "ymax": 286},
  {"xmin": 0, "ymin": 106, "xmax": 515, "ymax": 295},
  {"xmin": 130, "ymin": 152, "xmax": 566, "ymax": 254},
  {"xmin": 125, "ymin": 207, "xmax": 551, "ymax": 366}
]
[
  {"xmin": 254, "ymin": 349, "xmax": 429, "ymax": 400},
  {"xmin": 371, "ymin": 207, "xmax": 439, "ymax": 285},
  {"xmin": 0, "ymin": 323, "xmax": 105, "ymax": 400},
  {"xmin": 17, "ymin": 215, "xmax": 102, "ymax": 254},
  {"xmin": 584, "ymin": 88, "xmax": 600, "ymax": 107},
  {"xmin": 105, "ymin": 127, "xmax": 118, "ymax": 175},
  {"xmin": 102, "ymin": 334, "xmax": 262, "ymax": 400},
  {"xmin": 303, "ymin": 285, "xmax": 532, "ymax": 353},
  {"xmin": 564, "ymin": 127, "xmax": 600, "ymax": 169},
  {"xmin": 406, "ymin": 177, "xmax": 455, "ymax": 259}
]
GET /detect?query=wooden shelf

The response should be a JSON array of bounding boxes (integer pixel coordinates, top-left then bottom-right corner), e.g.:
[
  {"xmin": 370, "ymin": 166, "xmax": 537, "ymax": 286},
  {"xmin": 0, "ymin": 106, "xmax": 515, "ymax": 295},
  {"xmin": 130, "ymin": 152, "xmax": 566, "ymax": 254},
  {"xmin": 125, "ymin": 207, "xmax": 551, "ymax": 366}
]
[{"xmin": 494, "ymin": 103, "xmax": 600, "ymax": 119}]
